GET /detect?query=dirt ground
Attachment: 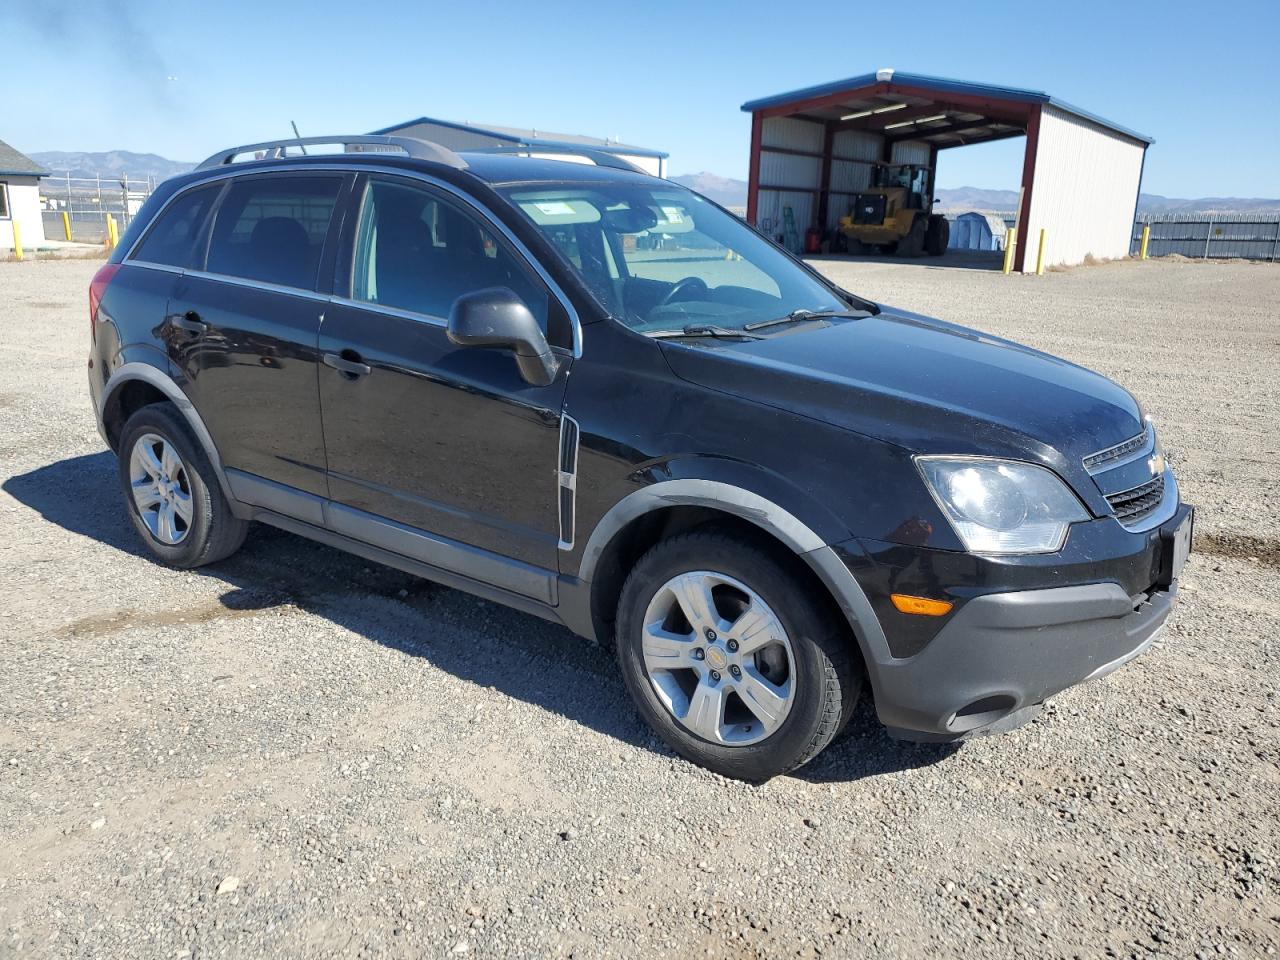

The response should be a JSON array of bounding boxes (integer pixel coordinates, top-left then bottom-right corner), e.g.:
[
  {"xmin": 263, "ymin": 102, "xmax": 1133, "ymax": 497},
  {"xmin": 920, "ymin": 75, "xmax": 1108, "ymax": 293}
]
[{"xmin": 1, "ymin": 256, "xmax": 1277, "ymax": 959}]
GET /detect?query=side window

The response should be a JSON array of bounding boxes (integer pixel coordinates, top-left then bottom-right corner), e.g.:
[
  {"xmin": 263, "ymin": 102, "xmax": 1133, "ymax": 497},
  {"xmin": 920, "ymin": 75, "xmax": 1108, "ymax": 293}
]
[
  {"xmin": 0, "ymin": 182, "xmax": 10, "ymax": 219},
  {"xmin": 130, "ymin": 184, "xmax": 220, "ymax": 267},
  {"xmin": 205, "ymin": 176, "xmax": 342, "ymax": 290},
  {"xmin": 351, "ymin": 179, "xmax": 549, "ymax": 330}
]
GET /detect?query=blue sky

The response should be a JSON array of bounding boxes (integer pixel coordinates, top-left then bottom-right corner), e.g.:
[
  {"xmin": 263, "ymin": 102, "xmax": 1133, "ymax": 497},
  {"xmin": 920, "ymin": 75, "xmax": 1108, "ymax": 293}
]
[{"xmin": 4, "ymin": 0, "xmax": 1278, "ymax": 197}]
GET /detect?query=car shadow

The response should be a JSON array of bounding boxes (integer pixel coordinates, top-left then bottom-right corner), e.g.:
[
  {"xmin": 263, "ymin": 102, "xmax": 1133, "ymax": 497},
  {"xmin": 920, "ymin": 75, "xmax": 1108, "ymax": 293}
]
[{"xmin": 4, "ymin": 451, "xmax": 958, "ymax": 785}]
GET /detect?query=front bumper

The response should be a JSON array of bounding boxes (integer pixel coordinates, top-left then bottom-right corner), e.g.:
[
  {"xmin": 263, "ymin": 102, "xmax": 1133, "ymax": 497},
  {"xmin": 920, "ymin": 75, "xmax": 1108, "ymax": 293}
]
[{"xmin": 841, "ymin": 503, "xmax": 1193, "ymax": 740}]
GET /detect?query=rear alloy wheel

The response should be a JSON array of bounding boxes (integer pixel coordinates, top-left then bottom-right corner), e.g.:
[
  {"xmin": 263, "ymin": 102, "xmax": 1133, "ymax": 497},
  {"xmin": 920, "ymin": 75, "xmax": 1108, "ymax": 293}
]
[
  {"xmin": 616, "ymin": 531, "xmax": 861, "ymax": 780},
  {"xmin": 118, "ymin": 402, "xmax": 248, "ymax": 568}
]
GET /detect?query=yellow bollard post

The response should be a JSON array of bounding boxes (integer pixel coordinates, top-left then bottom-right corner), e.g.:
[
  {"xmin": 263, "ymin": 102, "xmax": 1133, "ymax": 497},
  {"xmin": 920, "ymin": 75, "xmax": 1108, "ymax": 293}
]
[
  {"xmin": 1140, "ymin": 224, "xmax": 1151, "ymax": 260},
  {"xmin": 1035, "ymin": 228, "xmax": 1047, "ymax": 276},
  {"xmin": 106, "ymin": 214, "xmax": 118, "ymax": 250},
  {"xmin": 1002, "ymin": 227, "xmax": 1017, "ymax": 274},
  {"xmin": 62, "ymin": 211, "xmax": 73, "ymax": 241},
  {"xmin": 11, "ymin": 220, "xmax": 23, "ymax": 261}
]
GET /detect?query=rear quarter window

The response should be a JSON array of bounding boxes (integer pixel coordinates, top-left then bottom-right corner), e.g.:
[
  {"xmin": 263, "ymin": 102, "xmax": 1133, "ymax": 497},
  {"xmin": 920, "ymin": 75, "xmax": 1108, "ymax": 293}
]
[
  {"xmin": 204, "ymin": 176, "xmax": 342, "ymax": 290},
  {"xmin": 129, "ymin": 184, "xmax": 221, "ymax": 268}
]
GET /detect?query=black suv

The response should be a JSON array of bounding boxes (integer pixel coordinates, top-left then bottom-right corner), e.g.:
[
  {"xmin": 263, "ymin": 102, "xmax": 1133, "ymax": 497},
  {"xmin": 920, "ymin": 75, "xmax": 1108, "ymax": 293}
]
[{"xmin": 88, "ymin": 135, "xmax": 1193, "ymax": 780}]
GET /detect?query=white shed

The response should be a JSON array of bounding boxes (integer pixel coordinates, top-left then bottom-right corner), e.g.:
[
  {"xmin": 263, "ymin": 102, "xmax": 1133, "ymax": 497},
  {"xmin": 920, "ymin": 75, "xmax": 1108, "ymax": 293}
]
[{"xmin": 0, "ymin": 139, "xmax": 48, "ymax": 251}]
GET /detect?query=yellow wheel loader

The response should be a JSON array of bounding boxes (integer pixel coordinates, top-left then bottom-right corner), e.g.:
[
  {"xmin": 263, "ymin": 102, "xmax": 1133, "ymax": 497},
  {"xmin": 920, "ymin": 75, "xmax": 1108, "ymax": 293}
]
[{"xmin": 835, "ymin": 163, "xmax": 950, "ymax": 257}]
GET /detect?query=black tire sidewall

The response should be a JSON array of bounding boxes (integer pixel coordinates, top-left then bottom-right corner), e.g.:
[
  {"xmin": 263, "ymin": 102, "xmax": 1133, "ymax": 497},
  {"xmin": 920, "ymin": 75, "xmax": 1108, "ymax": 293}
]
[
  {"xmin": 616, "ymin": 534, "xmax": 854, "ymax": 781},
  {"xmin": 118, "ymin": 405, "xmax": 219, "ymax": 567}
]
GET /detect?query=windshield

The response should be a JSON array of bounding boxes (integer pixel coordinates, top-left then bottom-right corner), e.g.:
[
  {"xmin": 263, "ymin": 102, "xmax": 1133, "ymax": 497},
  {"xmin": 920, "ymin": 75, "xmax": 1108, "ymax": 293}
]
[{"xmin": 498, "ymin": 182, "xmax": 847, "ymax": 333}]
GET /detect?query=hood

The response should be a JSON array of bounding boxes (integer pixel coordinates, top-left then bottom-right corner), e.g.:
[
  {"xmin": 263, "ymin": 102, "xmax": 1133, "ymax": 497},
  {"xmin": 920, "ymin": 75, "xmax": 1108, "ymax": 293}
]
[{"xmin": 659, "ymin": 307, "xmax": 1144, "ymax": 494}]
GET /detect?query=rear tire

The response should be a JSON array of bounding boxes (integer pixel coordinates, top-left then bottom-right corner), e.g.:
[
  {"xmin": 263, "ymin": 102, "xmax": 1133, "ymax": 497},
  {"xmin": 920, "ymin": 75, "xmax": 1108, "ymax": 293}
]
[
  {"xmin": 118, "ymin": 403, "xmax": 248, "ymax": 568},
  {"xmin": 899, "ymin": 217, "xmax": 927, "ymax": 257},
  {"xmin": 926, "ymin": 215, "xmax": 950, "ymax": 256},
  {"xmin": 615, "ymin": 531, "xmax": 861, "ymax": 781}
]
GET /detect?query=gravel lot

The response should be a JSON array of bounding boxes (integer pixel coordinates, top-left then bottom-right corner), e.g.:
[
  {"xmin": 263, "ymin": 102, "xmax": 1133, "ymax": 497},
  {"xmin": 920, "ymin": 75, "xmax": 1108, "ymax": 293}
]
[{"xmin": 1, "ymin": 256, "xmax": 1277, "ymax": 959}]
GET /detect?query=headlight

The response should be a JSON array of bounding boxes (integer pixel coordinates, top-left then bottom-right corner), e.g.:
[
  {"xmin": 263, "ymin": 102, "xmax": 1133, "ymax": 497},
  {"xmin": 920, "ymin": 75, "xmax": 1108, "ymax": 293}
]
[{"xmin": 916, "ymin": 457, "xmax": 1088, "ymax": 554}]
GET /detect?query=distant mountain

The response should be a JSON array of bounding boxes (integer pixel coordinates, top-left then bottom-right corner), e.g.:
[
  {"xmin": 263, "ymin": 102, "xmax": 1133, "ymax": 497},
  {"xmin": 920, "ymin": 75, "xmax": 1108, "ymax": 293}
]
[
  {"xmin": 29, "ymin": 150, "xmax": 194, "ymax": 184},
  {"xmin": 1136, "ymin": 193, "xmax": 1280, "ymax": 215},
  {"xmin": 933, "ymin": 187, "xmax": 1019, "ymax": 212},
  {"xmin": 671, "ymin": 172, "xmax": 748, "ymax": 207}
]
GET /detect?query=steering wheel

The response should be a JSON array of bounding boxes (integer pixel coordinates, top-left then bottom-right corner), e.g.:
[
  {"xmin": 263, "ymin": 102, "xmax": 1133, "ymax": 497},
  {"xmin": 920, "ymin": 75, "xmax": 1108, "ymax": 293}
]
[{"xmin": 658, "ymin": 276, "xmax": 708, "ymax": 308}]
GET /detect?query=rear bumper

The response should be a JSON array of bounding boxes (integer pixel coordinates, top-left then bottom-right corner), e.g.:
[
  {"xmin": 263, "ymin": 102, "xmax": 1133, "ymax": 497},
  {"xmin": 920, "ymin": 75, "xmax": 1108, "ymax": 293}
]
[{"xmin": 873, "ymin": 580, "xmax": 1175, "ymax": 740}]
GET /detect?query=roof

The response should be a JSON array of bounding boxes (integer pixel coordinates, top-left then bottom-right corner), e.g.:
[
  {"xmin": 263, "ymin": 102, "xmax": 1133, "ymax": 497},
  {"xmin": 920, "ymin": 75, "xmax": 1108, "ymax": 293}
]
[
  {"xmin": 0, "ymin": 138, "xmax": 48, "ymax": 177},
  {"xmin": 458, "ymin": 151, "xmax": 659, "ymax": 185},
  {"xmin": 371, "ymin": 116, "xmax": 668, "ymax": 159},
  {"xmin": 741, "ymin": 69, "xmax": 1153, "ymax": 147}
]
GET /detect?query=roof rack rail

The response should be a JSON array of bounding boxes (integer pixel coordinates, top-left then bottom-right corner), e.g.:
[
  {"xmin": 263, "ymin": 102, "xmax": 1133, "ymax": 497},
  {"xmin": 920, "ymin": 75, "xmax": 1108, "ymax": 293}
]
[
  {"xmin": 195, "ymin": 135, "xmax": 468, "ymax": 171},
  {"xmin": 471, "ymin": 145, "xmax": 647, "ymax": 175}
]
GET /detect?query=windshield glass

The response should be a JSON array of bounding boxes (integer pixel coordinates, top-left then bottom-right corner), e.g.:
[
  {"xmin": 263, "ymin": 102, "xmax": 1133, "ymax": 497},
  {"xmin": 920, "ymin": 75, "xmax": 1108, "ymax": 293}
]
[{"xmin": 498, "ymin": 182, "xmax": 847, "ymax": 333}]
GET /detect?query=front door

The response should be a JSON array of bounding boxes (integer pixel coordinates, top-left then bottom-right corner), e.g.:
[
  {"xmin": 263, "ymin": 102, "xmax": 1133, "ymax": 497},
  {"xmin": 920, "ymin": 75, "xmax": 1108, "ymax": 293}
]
[
  {"xmin": 318, "ymin": 174, "xmax": 572, "ymax": 584},
  {"xmin": 166, "ymin": 172, "xmax": 347, "ymax": 499}
]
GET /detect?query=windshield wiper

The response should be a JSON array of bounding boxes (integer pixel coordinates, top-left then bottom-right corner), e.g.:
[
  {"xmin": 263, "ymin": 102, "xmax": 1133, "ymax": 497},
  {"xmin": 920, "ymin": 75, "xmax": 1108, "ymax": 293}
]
[
  {"xmin": 744, "ymin": 308, "xmax": 862, "ymax": 332},
  {"xmin": 647, "ymin": 324, "xmax": 765, "ymax": 341}
]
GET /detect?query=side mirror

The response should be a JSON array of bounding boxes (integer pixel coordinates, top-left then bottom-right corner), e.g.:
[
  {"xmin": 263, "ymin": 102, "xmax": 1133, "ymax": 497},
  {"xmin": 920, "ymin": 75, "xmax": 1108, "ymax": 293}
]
[{"xmin": 447, "ymin": 287, "xmax": 560, "ymax": 387}]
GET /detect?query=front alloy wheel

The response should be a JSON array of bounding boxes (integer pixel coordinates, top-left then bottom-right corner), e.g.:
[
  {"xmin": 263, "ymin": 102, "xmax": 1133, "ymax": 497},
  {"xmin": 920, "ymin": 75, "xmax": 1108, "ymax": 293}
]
[
  {"xmin": 617, "ymin": 530, "xmax": 861, "ymax": 781},
  {"xmin": 641, "ymin": 571, "xmax": 795, "ymax": 746}
]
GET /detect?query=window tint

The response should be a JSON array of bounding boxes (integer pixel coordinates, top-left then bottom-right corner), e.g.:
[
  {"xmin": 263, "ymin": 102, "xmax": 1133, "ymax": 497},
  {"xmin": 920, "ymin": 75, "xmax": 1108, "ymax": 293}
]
[
  {"xmin": 205, "ymin": 176, "xmax": 341, "ymax": 289},
  {"xmin": 130, "ymin": 184, "xmax": 219, "ymax": 267},
  {"xmin": 351, "ymin": 179, "xmax": 549, "ymax": 330}
]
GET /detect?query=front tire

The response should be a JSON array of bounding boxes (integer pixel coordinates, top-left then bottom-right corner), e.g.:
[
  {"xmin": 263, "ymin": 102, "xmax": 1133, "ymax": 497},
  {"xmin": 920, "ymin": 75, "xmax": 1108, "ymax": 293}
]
[
  {"xmin": 616, "ymin": 531, "xmax": 861, "ymax": 780},
  {"xmin": 118, "ymin": 403, "xmax": 248, "ymax": 568}
]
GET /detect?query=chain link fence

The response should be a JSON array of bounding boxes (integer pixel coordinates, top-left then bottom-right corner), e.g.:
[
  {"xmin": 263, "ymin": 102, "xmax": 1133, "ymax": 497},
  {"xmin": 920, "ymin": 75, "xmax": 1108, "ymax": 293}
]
[
  {"xmin": 40, "ymin": 173, "xmax": 157, "ymax": 243},
  {"xmin": 1131, "ymin": 214, "xmax": 1280, "ymax": 261}
]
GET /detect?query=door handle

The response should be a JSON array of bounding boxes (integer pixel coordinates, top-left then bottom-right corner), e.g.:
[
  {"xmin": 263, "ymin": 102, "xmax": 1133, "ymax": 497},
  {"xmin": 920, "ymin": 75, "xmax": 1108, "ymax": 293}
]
[
  {"xmin": 323, "ymin": 351, "xmax": 372, "ymax": 379},
  {"xmin": 167, "ymin": 311, "xmax": 208, "ymax": 334}
]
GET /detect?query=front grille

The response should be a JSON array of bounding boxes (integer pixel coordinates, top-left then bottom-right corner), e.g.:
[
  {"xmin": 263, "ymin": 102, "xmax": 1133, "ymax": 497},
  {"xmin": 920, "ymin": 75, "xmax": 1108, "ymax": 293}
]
[
  {"xmin": 1106, "ymin": 474, "xmax": 1165, "ymax": 526},
  {"xmin": 1084, "ymin": 426, "xmax": 1150, "ymax": 473}
]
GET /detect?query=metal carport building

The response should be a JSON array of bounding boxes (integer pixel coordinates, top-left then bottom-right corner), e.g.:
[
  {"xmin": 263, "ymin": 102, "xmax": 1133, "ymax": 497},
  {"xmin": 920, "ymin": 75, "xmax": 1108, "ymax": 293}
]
[{"xmin": 741, "ymin": 69, "xmax": 1152, "ymax": 271}]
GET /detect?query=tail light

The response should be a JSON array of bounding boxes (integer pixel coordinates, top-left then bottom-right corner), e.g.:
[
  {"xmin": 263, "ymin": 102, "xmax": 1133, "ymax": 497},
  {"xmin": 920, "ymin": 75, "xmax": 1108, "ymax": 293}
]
[{"xmin": 88, "ymin": 263, "xmax": 121, "ymax": 342}]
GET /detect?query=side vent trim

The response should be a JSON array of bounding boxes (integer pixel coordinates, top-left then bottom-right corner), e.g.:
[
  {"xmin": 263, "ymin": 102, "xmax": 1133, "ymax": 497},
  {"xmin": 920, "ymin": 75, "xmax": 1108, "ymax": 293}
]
[{"xmin": 557, "ymin": 415, "xmax": 581, "ymax": 550}]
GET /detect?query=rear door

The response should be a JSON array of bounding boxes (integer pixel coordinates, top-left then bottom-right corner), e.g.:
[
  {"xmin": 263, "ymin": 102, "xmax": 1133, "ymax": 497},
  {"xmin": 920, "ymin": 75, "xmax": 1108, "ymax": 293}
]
[
  {"xmin": 165, "ymin": 172, "xmax": 348, "ymax": 506},
  {"xmin": 317, "ymin": 173, "xmax": 573, "ymax": 583}
]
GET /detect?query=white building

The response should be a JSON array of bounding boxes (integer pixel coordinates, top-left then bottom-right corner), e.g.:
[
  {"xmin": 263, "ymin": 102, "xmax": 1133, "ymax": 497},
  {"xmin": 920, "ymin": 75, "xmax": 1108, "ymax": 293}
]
[
  {"xmin": 0, "ymin": 139, "xmax": 48, "ymax": 251},
  {"xmin": 371, "ymin": 117, "xmax": 668, "ymax": 178}
]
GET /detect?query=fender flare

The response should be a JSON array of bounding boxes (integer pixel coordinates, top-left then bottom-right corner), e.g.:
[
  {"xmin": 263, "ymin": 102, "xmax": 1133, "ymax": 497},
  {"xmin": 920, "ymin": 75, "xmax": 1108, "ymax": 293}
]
[
  {"xmin": 98, "ymin": 362, "xmax": 243, "ymax": 513},
  {"xmin": 577, "ymin": 479, "xmax": 893, "ymax": 669}
]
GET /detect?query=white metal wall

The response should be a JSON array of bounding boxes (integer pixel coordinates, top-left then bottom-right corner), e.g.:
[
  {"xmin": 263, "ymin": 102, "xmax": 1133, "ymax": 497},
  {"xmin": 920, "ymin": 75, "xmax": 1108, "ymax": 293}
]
[
  {"xmin": 826, "ymin": 130, "xmax": 882, "ymax": 229},
  {"xmin": 614, "ymin": 153, "xmax": 664, "ymax": 177},
  {"xmin": 1022, "ymin": 105, "xmax": 1146, "ymax": 270},
  {"xmin": 890, "ymin": 140, "xmax": 931, "ymax": 165},
  {"xmin": 0, "ymin": 177, "xmax": 46, "ymax": 249},
  {"xmin": 756, "ymin": 116, "xmax": 824, "ymax": 234}
]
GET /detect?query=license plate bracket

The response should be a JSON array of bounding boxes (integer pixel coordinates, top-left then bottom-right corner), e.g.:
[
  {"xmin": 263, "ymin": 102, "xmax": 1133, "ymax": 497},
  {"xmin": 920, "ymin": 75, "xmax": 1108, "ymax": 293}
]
[{"xmin": 1158, "ymin": 508, "xmax": 1194, "ymax": 587}]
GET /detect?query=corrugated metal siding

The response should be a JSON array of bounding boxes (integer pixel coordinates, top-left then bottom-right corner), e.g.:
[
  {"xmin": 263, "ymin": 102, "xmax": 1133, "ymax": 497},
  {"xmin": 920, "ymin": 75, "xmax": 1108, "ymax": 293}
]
[
  {"xmin": 756, "ymin": 191, "xmax": 814, "ymax": 237},
  {"xmin": 890, "ymin": 140, "xmax": 931, "ymax": 165},
  {"xmin": 826, "ymin": 162, "xmax": 874, "ymax": 229},
  {"xmin": 761, "ymin": 117, "xmax": 824, "ymax": 153},
  {"xmin": 831, "ymin": 130, "xmax": 882, "ymax": 162},
  {"xmin": 1022, "ymin": 105, "xmax": 1145, "ymax": 270},
  {"xmin": 759, "ymin": 151, "xmax": 822, "ymax": 189}
]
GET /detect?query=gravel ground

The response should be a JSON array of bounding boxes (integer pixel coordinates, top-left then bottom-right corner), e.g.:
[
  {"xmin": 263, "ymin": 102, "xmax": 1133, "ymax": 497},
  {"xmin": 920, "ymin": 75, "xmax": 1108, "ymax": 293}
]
[{"xmin": 1, "ymin": 256, "xmax": 1277, "ymax": 959}]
